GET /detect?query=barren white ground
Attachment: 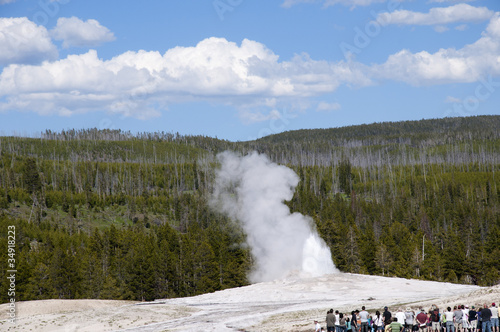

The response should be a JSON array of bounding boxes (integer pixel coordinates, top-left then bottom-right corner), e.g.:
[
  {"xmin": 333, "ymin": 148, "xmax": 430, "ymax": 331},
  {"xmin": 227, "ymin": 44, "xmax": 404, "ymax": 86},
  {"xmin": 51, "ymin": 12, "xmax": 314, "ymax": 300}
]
[{"xmin": 1, "ymin": 272, "xmax": 498, "ymax": 332}]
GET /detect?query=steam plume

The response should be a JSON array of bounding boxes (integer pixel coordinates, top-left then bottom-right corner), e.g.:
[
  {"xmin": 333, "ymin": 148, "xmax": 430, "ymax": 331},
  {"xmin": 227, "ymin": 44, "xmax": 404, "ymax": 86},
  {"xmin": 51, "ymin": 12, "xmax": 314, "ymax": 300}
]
[{"xmin": 212, "ymin": 151, "xmax": 337, "ymax": 283}]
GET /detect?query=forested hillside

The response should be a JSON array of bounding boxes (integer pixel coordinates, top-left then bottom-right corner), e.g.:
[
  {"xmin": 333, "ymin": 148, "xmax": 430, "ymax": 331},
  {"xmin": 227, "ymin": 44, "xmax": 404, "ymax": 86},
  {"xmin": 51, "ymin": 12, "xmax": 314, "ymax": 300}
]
[{"xmin": 0, "ymin": 116, "xmax": 499, "ymax": 303}]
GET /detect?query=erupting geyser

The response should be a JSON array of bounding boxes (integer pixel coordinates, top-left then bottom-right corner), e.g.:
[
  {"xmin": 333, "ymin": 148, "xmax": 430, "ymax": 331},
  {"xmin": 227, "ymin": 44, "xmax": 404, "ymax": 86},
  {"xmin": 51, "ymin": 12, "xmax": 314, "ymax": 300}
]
[{"xmin": 212, "ymin": 151, "xmax": 338, "ymax": 283}]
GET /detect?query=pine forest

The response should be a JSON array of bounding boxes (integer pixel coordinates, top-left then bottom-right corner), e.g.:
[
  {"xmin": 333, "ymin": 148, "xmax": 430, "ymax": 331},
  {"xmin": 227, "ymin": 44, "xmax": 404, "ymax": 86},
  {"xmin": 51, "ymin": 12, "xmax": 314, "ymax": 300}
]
[{"xmin": 0, "ymin": 115, "xmax": 499, "ymax": 303}]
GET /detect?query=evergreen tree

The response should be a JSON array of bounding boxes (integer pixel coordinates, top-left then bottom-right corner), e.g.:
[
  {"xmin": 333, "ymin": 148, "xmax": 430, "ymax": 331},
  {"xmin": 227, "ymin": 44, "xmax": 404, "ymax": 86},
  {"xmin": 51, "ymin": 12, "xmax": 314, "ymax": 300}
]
[
  {"xmin": 23, "ymin": 158, "xmax": 42, "ymax": 194},
  {"xmin": 338, "ymin": 159, "xmax": 353, "ymax": 194}
]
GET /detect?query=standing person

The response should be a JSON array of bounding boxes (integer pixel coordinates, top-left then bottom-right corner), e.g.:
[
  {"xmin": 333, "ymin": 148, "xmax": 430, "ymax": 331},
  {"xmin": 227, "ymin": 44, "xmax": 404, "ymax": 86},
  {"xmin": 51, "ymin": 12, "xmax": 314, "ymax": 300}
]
[
  {"xmin": 442, "ymin": 309, "xmax": 448, "ymax": 332},
  {"xmin": 427, "ymin": 310, "xmax": 433, "ymax": 332},
  {"xmin": 360, "ymin": 306, "xmax": 370, "ymax": 332},
  {"xmin": 358, "ymin": 310, "xmax": 362, "ymax": 332},
  {"xmin": 478, "ymin": 307, "xmax": 483, "ymax": 332},
  {"xmin": 340, "ymin": 313, "xmax": 347, "ymax": 332},
  {"xmin": 462, "ymin": 305, "xmax": 470, "ymax": 332},
  {"xmin": 431, "ymin": 307, "xmax": 441, "ymax": 332},
  {"xmin": 384, "ymin": 307, "xmax": 393, "ymax": 332},
  {"xmin": 455, "ymin": 306, "xmax": 464, "ymax": 332},
  {"xmin": 352, "ymin": 311, "xmax": 359, "ymax": 332},
  {"xmin": 481, "ymin": 304, "xmax": 493, "ymax": 332},
  {"xmin": 374, "ymin": 310, "xmax": 384, "ymax": 332},
  {"xmin": 396, "ymin": 309, "xmax": 406, "ymax": 327},
  {"xmin": 390, "ymin": 317, "xmax": 405, "ymax": 332},
  {"xmin": 336, "ymin": 310, "xmax": 342, "ymax": 332},
  {"xmin": 445, "ymin": 307, "xmax": 455, "ymax": 332},
  {"xmin": 469, "ymin": 306, "xmax": 478, "ymax": 332},
  {"xmin": 327, "ymin": 309, "xmax": 337, "ymax": 332},
  {"xmin": 417, "ymin": 309, "xmax": 428, "ymax": 332},
  {"xmin": 406, "ymin": 308, "xmax": 416, "ymax": 332},
  {"xmin": 490, "ymin": 304, "xmax": 498, "ymax": 332}
]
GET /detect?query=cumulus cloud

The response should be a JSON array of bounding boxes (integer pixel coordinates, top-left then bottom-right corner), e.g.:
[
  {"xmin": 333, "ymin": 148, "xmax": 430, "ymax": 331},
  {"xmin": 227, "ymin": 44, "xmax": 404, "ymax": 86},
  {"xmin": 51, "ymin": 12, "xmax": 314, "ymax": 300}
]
[
  {"xmin": 0, "ymin": 37, "xmax": 370, "ymax": 119},
  {"xmin": 2, "ymin": 11, "xmax": 500, "ymax": 120},
  {"xmin": 372, "ymin": 13, "xmax": 500, "ymax": 85},
  {"xmin": 50, "ymin": 17, "xmax": 115, "ymax": 48},
  {"xmin": 375, "ymin": 4, "xmax": 494, "ymax": 26},
  {"xmin": 0, "ymin": 17, "xmax": 58, "ymax": 65}
]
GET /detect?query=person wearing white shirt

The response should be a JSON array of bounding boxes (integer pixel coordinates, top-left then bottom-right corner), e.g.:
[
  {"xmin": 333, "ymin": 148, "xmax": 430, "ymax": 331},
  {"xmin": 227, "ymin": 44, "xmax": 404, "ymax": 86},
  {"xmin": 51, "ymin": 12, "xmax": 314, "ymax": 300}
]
[
  {"xmin": 373, "ymin": 311, "xmax": 384, "ymax": 332},
  {"xmin": 491, "ymin": 303, "xmax": 499, "ymax": 332},
  {"xmin": 462, "ymin": 305, "xmax": 470, "ymax": 332},
  {"xmin": 360, "ymin": 306, "xmax": 370, "ymax": 332},
  {"xmin": 396, "ymin": 309, "xmax": 406, "ymax": 327},
  {"xmin": 405, "ymin": 308, "xmax": 415, "ymax": 332},
  {"xmin": 444, "ymin": 307, "xmax": 455, "ymax": 332}
]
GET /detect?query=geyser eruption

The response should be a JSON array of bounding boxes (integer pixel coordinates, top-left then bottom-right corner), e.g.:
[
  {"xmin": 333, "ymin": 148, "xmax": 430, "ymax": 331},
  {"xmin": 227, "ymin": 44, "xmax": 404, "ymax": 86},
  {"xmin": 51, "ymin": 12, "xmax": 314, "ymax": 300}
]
[{"xmin": 213, "ymin": 151, "xmax": 338, "ymax": 283}]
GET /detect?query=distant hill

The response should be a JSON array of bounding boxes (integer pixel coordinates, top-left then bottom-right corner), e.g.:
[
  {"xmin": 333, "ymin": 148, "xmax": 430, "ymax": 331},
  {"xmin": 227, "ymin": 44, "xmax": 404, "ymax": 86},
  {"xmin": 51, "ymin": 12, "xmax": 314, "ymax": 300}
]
[
  {"xmin": 242, "ymin": 115, "xmax": 500, "ymax": 166},
  {"xmin": 256, "ymin": 115, "xmax": 500, "ymax": 144}
]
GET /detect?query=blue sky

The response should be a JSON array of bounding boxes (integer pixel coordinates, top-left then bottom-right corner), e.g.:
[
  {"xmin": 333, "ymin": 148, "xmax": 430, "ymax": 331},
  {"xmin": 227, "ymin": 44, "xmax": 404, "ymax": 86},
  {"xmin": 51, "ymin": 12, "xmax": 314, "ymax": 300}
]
[{"xmin": 1, "ymin": 0, "xmax": 499, "ymax": 141}]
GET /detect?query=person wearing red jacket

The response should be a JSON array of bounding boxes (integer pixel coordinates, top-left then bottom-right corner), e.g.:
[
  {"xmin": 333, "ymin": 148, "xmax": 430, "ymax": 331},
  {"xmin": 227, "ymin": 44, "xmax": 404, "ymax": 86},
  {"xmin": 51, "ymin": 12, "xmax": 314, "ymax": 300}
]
[{"xmin": 417, "ymin": 309, "xmax": 428, "ymax": 332}]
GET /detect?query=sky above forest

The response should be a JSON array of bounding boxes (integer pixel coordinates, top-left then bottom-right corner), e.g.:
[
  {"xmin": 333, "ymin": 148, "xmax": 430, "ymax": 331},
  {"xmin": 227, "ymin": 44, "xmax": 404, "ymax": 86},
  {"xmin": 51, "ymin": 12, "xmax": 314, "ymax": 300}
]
[{"xmin": 1, "ymin": 0, "xmax": 499, "ymax": 141}]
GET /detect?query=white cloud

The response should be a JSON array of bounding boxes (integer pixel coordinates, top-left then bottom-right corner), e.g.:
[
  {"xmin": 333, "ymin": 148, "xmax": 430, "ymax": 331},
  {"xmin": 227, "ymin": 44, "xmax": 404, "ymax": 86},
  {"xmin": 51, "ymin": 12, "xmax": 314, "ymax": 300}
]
[
  {"xmin": 0, "ymin": 17, "xmax": 58, "ymax": 65},
  {"xmin": 376, "ymin": 4, "xmax": 494, "ymax": 26},
  {"xmin": 50, "ymin": 17, "xmax": 115, "ymax": 48},
  {"xmin": 445, "ymin": 96, "xmax": 462, "ymax": 103},
  {"xmin": 455, "ymin": 24, "xmax": 468, "ymax": 31},
  {"xmin": 316, "ymin": 101, "xmax": 341, "ymax": 112},
  {"xmin": 3, "ymin": 10, "xmax": 500, "ymax": 121},
  {"xmin": 0, "ymin": 37, "xmax": 370, "ymax": 120},
  {"xmin": 372, "ymin": 13, "xmax": 500, "ymax": 85},
  {"xmin": 0, "ymin": 0, "xmax": 17, "ymax": 4}
]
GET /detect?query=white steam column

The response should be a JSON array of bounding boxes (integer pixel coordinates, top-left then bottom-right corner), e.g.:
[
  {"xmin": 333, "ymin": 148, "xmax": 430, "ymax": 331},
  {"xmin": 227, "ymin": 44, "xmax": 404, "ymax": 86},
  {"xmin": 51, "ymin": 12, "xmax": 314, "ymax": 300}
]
[{"xmin": 212, "ymin": 151, "xmax": 338, "ymax": 283}]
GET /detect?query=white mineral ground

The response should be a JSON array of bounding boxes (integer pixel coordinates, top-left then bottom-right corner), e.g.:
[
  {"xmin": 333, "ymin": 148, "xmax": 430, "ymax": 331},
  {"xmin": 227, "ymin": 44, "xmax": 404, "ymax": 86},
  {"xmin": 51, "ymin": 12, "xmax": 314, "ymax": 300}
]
[{"xmin": 1, "ymin": 272, "xmax": 498, "ymax": 332}]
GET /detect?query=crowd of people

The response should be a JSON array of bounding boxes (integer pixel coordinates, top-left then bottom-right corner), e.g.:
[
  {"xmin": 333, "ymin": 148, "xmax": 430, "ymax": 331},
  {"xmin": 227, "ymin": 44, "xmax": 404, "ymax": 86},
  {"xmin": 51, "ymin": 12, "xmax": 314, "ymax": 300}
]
[{"xmin": 315, "ymin": 303, "xmax": 499, "ymax": 332}]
